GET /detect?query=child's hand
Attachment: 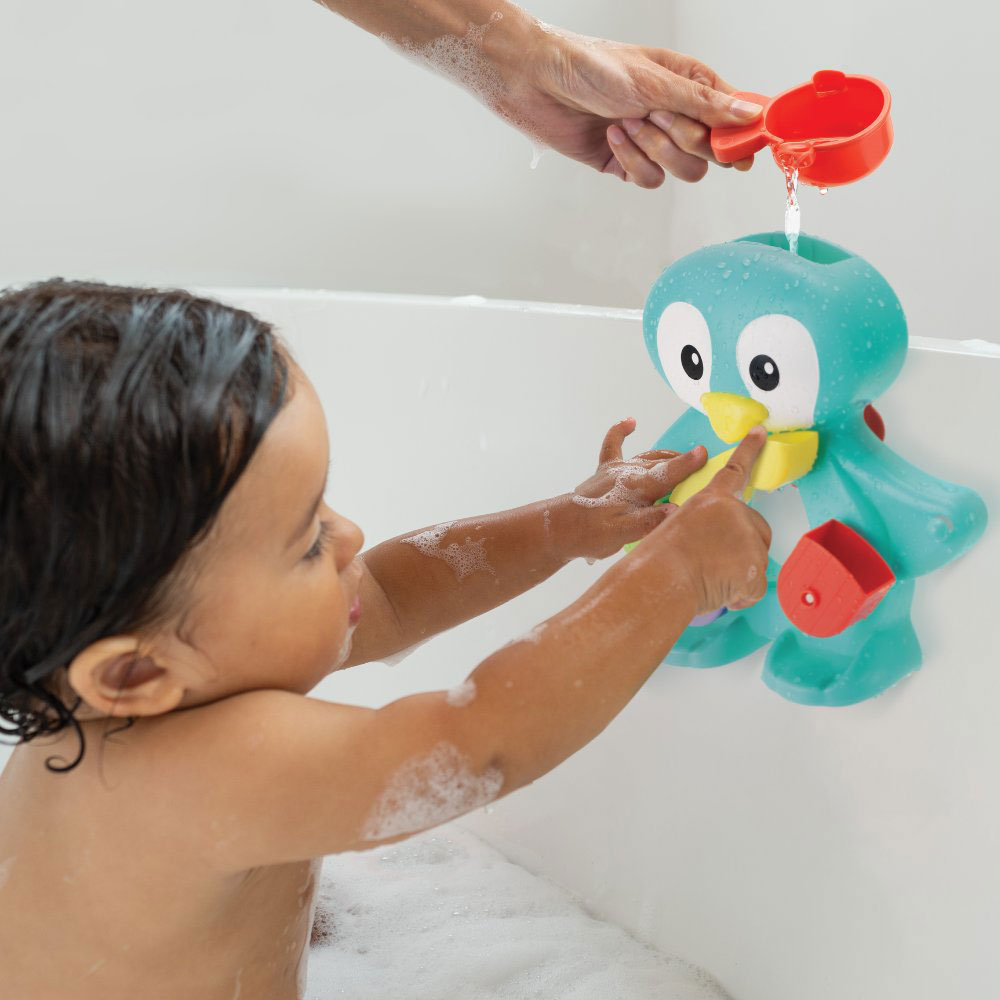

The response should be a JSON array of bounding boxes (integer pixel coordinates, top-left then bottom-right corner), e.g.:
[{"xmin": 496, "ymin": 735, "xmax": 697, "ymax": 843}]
[
  {"xmin": 568, "ymin": 418, "xmax": 708, "ymax": 561},
  {"xmin": 656, "ymin": 427, "xmax": 772, "ymax": 614}
]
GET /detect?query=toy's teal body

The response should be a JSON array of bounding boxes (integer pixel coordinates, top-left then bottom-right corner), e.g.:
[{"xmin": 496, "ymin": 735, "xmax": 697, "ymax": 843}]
[{"xmin": 644, "ymin": 232, "xmax": 987, "ymax": 706}]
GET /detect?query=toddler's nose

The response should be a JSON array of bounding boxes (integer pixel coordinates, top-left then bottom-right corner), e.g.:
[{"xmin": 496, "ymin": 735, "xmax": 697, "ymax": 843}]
[{"xmin": 337, "ymin": 517, "xmax": 365, "ymax": 571}]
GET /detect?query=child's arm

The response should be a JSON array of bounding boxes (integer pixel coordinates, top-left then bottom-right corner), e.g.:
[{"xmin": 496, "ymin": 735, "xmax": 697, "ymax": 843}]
[
  {"xmin": 344, "ymin": 419, "xmax": 708, "ymax": 666},
  {"xmin": 165, "ymin": 431, "xmax": 770, "ymax": 871}
]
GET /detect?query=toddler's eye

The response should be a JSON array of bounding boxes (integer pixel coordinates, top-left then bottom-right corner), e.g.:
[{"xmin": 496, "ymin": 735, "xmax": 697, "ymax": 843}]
[{"xmin": 304, "ymin": 520, "xmax": 334, "ymax": 562}]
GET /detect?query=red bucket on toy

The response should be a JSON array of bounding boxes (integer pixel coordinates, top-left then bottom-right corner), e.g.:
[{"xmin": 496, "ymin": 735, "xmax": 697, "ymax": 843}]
[
  {"xmin": 778, "ymin": 520, "xmax": 896, "ymax": 638},
  {"xmin": 711, "ymin": 71, "xmax": 893, "ymax": 187}
]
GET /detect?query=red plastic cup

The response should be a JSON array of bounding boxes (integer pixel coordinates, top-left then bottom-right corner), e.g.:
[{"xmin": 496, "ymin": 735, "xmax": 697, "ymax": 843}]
[
  {"xmin": 710, "ymin": 70, "xmax": 893, "ymax": 187},
  {"xmin": 777, "ymin": 520, "xmax": 896, "ymax": 638}
]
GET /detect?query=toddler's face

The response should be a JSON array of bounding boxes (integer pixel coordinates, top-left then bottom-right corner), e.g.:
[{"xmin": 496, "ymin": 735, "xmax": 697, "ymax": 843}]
[{"xmin": 175, "ymin": 366, "xmax": 365, "ymax": 706}]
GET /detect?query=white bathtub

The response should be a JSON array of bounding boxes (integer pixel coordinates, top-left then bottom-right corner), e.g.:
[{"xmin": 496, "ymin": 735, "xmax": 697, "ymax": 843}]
[{"xmin": 4, "ymin": 289, "xmax": 998, "ymax": 999}]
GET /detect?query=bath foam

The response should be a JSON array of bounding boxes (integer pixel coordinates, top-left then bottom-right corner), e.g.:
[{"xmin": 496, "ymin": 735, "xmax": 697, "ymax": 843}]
[
  {"xmin": 445, "ymin": 678, "xmax": 477, "ymax": 707},
  {"xmin": 571, "ymin": 464, "xmax": 644, "ymax": 508},
  {"xmin": 361, "ymin": 743, "xmax": 503, "ymax": 842},
  {"xmin": 386, "ymin": 12, "xmax": 506, "ymax": 113},
  {"xmin": 333, "ymin": 622, "xmax": 358, "ymax": 669},
  {"xmin": 402, "ymin": 522, "xmax": 495, "ymax": 581},
  {"xmin": 306, "ymin": 825, "xmax": 732, "ymax": 1000},
  {"xmin": 383, "ymin": 12, "xmax": 551, "ymax": 148},
  {"xmin": 516, "ymin": 621, "xmax": 548, "ymax": 645}
]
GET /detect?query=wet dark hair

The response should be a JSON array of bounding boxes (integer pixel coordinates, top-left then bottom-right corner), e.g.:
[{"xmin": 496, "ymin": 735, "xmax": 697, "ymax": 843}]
[{"xmin": 0, "ymin": 279, "xmax": 290, "ymax": 771}]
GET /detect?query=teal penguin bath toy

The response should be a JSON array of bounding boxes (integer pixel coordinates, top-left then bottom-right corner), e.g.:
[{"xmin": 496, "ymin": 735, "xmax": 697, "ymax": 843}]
[{"xmin": 641, "ymin": 232, "xmax": 987, "ymax": 706}]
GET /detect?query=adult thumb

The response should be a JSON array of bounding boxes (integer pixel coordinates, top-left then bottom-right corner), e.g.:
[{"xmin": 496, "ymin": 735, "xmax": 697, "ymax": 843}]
[{"xmin": 662, "ymin": 74, "xmax": 763, "ymax": 129}]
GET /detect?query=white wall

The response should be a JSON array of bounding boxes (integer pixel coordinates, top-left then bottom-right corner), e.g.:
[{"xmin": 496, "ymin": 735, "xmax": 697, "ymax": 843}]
[
  {"xmin": 1, "ymin": 0, "xmax": 675, "ymax": 306},
  {"xmin": 3, "ymin": 1, "xmax": 998, "ymax": 341}
]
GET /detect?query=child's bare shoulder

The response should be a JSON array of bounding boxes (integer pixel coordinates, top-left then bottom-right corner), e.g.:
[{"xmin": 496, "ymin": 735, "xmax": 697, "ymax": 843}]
[{"xmin": 126, "ymin": 683, "xmax": 486, "ymax": 869}]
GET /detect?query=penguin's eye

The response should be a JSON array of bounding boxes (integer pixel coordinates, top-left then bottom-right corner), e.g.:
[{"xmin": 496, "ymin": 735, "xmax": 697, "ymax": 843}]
[
  {"xmin": 656, "ymin": 302, "xmax": 713, "ymax": 413},
  {"xmin": 680, "ymin": 344, "xmax": 705, "ymax": 380},
  {"xmin": 736, "ymin": 315, "xmax": 819, "ymax": 431},
  {"xmin": 749, "ymin": 354, "xmax": 780, "ymax": 391}
]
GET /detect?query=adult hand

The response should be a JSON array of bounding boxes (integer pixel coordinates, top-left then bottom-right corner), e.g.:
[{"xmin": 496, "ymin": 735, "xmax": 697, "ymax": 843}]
[
  {"xmin": 498, "ymin": 21, "xmax": 762, "ymax": 186},
  {"xmin": 318, "ymin": 2, "xmax": 761, "ymax": 187}
]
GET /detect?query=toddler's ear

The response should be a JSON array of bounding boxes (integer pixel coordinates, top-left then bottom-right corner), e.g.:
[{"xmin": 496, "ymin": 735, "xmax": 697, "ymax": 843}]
[{"xmin": 66, "ymin": 635, "xmax": 185, "ymax": 718}]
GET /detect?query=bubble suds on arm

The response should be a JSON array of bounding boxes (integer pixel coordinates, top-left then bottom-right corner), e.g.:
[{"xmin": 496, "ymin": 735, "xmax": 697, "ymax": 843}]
[
  {"xmin": 381, "ymin": 12, "xmax": 506, "ymax": 113},
  {"xmin": 445, "ymin": 678, "xmax": 477, "ymax": 707},
  {"xmin": 361, "ymin": 743, "xmax": 503, "ymax": 842},
  {"xmin": 379, "ymin": 11, "xmax": 547, "ymax": 149},
  {"xmin": 571, "ymin": 470, "xmax": 642, "ymax": 508},
  {"xmin": 504, "ymin": 621, "xmax": 548, "ymax": 647},
  {"xmin": 401, "ymin": 522, "xmax": 496, "ymax": 581}
]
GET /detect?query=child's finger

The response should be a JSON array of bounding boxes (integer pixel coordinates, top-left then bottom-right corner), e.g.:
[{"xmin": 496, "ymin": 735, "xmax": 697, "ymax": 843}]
[
  {"xmin": 598, "ymin": 418, "xmax": 636, "ymax": 466},
  {"xmin": 634, "ymin": 448, "xmax": 682, "ymax": 462},
  {"xmin": 706, "ymin": 426, "xmax": 767, "ymax": 497},
  {"xmin": 645, "ymin": 447, "xmax": 707, "ymax": 493}
]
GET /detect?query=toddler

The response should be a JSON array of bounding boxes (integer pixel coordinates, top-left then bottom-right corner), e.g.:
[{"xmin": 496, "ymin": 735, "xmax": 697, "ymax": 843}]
[{"xmin": 0, "ymin": 281, "xmax": 770, "ymax": 999}]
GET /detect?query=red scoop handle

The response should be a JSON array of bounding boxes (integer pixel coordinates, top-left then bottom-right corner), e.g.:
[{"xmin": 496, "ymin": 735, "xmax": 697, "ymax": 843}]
[{"xmin": 711, "ymin": 92, "xmax": 771, "ymax": 162}]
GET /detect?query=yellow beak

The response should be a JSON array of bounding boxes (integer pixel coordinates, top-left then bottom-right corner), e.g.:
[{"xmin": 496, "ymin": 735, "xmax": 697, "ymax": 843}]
[
  {"xmin": 666, "ymin": 392, "xmax": 819, "ymax": 507},
  {"xmin": 701, "ymin": 392, "xmax": 770, "ymax": 443}
]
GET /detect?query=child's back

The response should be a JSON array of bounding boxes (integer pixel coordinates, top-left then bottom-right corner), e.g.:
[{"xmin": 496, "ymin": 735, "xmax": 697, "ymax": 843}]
[{"xmin": 0, "ymin": 708, "xmax": 322, "ymax": 1000}]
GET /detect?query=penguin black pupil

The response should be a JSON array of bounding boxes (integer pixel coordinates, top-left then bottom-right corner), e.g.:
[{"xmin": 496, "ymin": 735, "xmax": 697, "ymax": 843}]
[
  {"xmin": 750, "ymin": 354, "xmax": 780, "ymax": 391},
  {"xmin": 681, "ymin": 345, "xmax": 703, "ymax": 380}
]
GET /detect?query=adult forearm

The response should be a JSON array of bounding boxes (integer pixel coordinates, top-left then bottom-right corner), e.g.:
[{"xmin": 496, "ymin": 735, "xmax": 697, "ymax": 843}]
[{"xmin": 314, "ymin": 0, "xmax": 538, "ymax": 63}]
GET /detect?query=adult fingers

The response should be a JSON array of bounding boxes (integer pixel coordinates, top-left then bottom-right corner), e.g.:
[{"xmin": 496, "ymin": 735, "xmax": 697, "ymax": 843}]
[
  {"xmin": 706, "ymin": 426, "xmax": 767, "ymax": 496},
  {"xmin": 646, "ymin": 50, "xmax": 736, "ymax": 97},
  {"xmin": 620, "ymin": 118, "xmax": 707, "ymax": 184},
  {"xmin": 648, "ymin": 111, "xmax": 715, "ymax": 163},
  {"xmin": 641, "ymin": 51, "xmax": 762, "ymax": 128},
  {"xmin": 602, "ymin": 155, "xmax": 627, "ymax": 182},
  {"xmin": 654, "ymin": 71, "xmax": 763, "ymax": 130},
  {"xmin": 598, "ymin": 418, "xmax": 636, "ymax": 467},
  {"xmin": 607, "ymin": 125, "xmax": 665, "ymax": 189}
]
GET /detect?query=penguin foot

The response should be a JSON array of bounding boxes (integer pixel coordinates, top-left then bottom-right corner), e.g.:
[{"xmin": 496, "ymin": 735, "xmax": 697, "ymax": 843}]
[
  {"xmin": 667, "ymin": 612, "xmax": 771, "ymax": 668},
  {"xmin": 762, "ymin": 618, "xmax": 922, "ymax": 706}
]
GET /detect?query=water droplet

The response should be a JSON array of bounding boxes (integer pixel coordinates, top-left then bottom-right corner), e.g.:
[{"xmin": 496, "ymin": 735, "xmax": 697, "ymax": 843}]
[
  {"xmin": 819, "ymin": 186, "xmax": 829, "ymax": 196},
  {"xmin": 722, "ymin": 269, "xmax": 732, "ymax": 279}
]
